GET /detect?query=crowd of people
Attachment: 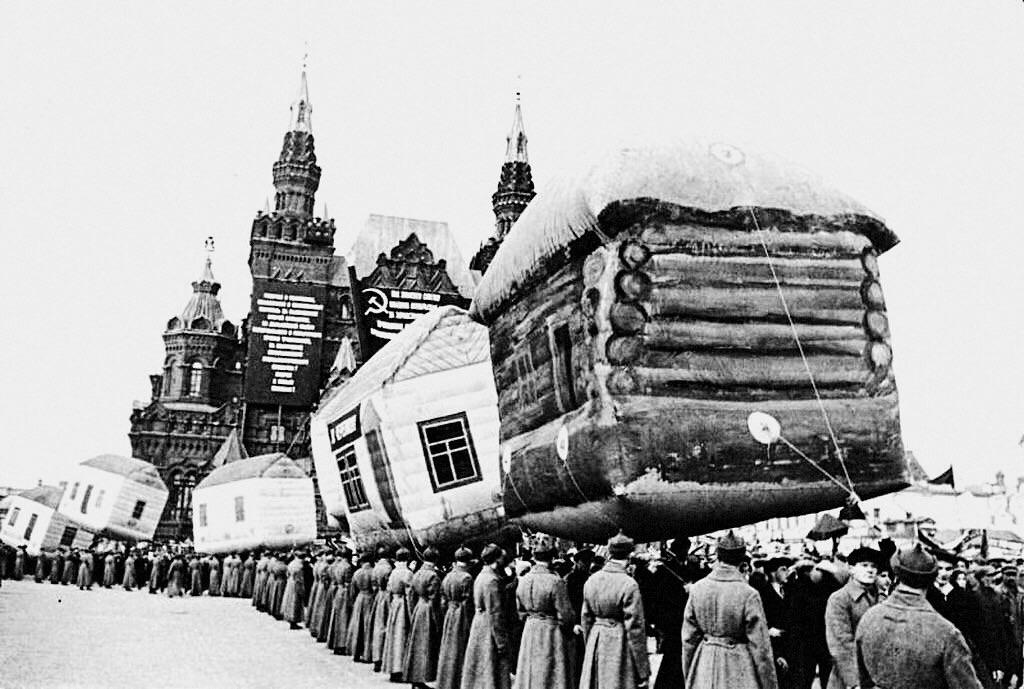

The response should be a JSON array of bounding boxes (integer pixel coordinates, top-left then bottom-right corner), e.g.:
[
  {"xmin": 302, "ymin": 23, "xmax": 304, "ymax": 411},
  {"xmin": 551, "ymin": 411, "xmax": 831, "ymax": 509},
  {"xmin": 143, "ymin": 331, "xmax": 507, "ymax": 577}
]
[{"xmin": 2, "ymin": 531, "xmax": 1017, "ymax": 689}]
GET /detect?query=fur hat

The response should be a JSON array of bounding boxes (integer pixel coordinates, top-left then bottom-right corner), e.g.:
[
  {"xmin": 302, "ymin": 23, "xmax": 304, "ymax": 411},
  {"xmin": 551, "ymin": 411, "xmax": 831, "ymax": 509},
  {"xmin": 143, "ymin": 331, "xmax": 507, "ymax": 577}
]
[
  {"xmin": 716, "ymin": 531, "xmax": 746, "ymax": 555},
  {"xmin": 892, "ymin": 543, "xmax": 937, "ymax": 577},
  {"xmin": 846, "ymin": 547, "xmax": 881, "ymax": 567},
  {"xmin": 481, "ymin": 543, "xmax": 503, "ymax": 565},
  {"xmin": 394, "ymin": 548, "xmax": 411, "ymax": 562},
  {"xmin": 607, "ymin": 531, "xmax": 635, "ymax": 559},
  {"xmin": 454, "ymin": 546, "xmax": 474, "ymax": 563},
  {"xmin": 668, "ymin": 536, "xmax": 691, "ymax": 559}
]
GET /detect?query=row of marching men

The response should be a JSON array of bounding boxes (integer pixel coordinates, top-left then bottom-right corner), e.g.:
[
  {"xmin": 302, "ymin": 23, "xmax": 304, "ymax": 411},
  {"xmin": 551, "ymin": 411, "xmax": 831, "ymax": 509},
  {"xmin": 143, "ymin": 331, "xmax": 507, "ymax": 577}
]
[
  {"xmin": 247, "ymin": 531, "xmax": 650, "ymax": 689},
  {"xmin": 5, "ymin": 543, "xmax": 259, "ymax": 598}
]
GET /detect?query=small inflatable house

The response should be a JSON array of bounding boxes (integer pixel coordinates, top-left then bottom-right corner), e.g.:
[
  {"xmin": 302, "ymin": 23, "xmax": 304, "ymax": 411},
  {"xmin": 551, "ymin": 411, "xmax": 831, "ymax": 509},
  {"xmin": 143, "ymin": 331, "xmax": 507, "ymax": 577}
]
[
  {"xmin": 191, "ymin": 453, "xmax": 316, "ymax": 554},
  {"xmin": 470, "ymin": 141, "xmax": 908, "ymax": 543},
  {"xmin": 57, "ymin": 455, "xmax": 168, "ymax": 541},
  {"xmin": 311, "ymin": 305, "xmax": 508, "ymax": 550},
  {"xmin": 0, "ymin": 486, "xmax": 93, "ymax": 556}
]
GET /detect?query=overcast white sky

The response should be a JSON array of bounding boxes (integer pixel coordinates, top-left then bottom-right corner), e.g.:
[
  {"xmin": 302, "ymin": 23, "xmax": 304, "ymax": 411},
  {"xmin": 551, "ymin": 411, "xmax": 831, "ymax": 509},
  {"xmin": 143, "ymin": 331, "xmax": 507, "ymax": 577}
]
[{"xmin": 1, "ymin": 2, "xmax": 1022, "ymax": 491}]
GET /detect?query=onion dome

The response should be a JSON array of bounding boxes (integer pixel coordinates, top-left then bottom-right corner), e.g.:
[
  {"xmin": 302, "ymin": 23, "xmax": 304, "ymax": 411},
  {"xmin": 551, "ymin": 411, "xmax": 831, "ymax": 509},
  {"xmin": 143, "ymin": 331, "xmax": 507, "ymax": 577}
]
[{"xmin": 166, "ymin": 256, "xmax": 228, "ymax": 333}]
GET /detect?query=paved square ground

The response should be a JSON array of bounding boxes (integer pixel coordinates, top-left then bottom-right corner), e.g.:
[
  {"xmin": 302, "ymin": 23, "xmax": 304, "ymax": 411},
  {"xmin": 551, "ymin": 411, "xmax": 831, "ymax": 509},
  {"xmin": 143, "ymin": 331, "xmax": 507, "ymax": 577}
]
[{"xmin": 0, "ymin": 580, "xmax": 393, "ymax": 689}]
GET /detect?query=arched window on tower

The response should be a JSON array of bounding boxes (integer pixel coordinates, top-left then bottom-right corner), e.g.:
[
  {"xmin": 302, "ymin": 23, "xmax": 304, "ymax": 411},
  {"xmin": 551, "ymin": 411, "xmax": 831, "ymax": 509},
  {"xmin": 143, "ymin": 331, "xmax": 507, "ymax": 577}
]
[
  {"xmin": 340, "ymin": 296, "xmax": 352, "ymax": 320},
  {"xmin": 170, "ymin": 472, "xmax": 196, "ymax": 523},
  {"xmin": 163, "ymin": 357, "xmax": 177, "ymax": 396},
  {"xmin": 188, "ymin": 362, "xmax": 204, "ymax": 398}
]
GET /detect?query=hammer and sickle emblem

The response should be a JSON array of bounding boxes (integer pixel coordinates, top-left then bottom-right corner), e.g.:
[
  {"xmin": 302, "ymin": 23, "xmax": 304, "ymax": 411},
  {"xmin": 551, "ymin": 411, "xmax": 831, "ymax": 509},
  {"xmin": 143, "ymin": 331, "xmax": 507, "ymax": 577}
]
[{"xmin": 362, "ymin": 288, "xmax": 389, "ymax": 315}]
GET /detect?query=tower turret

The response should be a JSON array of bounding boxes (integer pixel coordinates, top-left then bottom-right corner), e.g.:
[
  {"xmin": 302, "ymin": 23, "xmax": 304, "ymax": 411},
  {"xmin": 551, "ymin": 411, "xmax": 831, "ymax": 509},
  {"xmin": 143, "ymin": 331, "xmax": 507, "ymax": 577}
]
[
  {"xmin": 161, "ymin": 244, "xmax": 238, "ymax": 403},
  {"xmin": 471, "ymin": 94, "xmax": 536, "ymax": 274},
  {"xmin": 272, "ymin": 70, "xmax": 322, "ymax": 219}
]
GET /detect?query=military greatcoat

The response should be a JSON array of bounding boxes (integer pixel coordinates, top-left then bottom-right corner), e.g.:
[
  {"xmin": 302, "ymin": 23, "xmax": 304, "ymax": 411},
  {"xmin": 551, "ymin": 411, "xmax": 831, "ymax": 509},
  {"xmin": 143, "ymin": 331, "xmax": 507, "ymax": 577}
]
[
  {"xmin": 460, "ymin": 566, "xmax": 512, "ymax": 689},
  {"xmin": 347, "ymin": 562, "xmax": 377, "ymax": 661},
  {"xmin": 514, "ymin": 561, "xmax": 575, "ymax": 689},
  {"xmin": 405, "ymin": 561, "xmax": 443, "ymax": 684},
  {"xmin": 306, "ymin": 557, "xmax": 327, "ymax": 631},
  {"xmin": 436, "ymin": 562, "xmax": 475, "ymax": 689},
  {"xmin": 281, "ymin": 556, "xmax": 307, "ymax": 625},
  {"xmin": 824, "ymin": 577, "xmax": 878, "ymax": 689},
  {"xmin": 579, "ymin": 560, "xmax": 650, "ymax": 689},
  {"xmin": 856, "ymin": 584, "xmax": 982, "ymax": 689},
  {"xmin": 240, "ymin": 555, "xmax": 256, "ymax": 599},
  {"xmin": 382, "ymin": 562, "xmax": 415, "ymax": 677},
  {"xmin": 370, "ymin": 557, "xmax": 394, "ymax": 664},
  {"xmin": 681, "ymin": 562, "xmax": 778, "ymax": 689},
  {"xmin": 327, "ymin": 558, "xmax": 355, "ymax": 654}
]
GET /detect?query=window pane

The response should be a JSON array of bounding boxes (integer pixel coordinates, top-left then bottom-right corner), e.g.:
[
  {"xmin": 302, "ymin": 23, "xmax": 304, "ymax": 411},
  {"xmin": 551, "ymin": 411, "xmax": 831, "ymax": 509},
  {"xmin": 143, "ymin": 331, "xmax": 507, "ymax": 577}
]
[
  {"xmin": 132, "ymin": 500, "xmax": 146, "ymax": 519},
  {"xmin": 451, "ymin": 449, "xmax": 475, "ymax": 479},
  {"xmin": 60, "ymin": 526, "xmax": 77, "ymax": 547},
  {"xmin": 8, "ymin": 507, "xmax": 19, "ymax": 526},
  {"xmin": 24, "ymin": 514, "xmax": 37, "ymax": 539},
  {"xmin": 434, "ymin": 456, "xmax": 455, "ymax": 486},
  {"xmin": 234, "ymin": 496, "xmax": 245, "ymax": 522},
  {"xmin": 425, "ymin": 421, "xmax": 461, "ymax": 444}
]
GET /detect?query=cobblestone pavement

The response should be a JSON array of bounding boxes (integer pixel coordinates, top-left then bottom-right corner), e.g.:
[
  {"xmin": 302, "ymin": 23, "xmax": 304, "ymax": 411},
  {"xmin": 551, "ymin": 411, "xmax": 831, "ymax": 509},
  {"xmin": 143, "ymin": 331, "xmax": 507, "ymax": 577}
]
[{"xmin": 0, "ymin": 580, "xmax": 394, "ymax": 689}]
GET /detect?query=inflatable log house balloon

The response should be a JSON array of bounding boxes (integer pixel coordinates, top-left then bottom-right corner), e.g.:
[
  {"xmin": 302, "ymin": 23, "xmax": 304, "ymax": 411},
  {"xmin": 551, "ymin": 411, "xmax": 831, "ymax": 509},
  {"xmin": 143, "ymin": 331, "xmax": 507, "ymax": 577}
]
[
  {"xmin": 469, "ymin": 141, "xmax": 908, "ymax": 544},
  {"xmin": 310, "ymin": 306, "xmax": 513, "ymax": 551}
]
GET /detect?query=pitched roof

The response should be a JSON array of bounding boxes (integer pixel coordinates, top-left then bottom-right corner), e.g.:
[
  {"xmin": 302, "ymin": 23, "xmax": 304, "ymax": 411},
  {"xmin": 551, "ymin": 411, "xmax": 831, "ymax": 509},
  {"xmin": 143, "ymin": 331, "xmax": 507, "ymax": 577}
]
[
  {"xmin": 347, "ymin": 215, "xmax": 476, "ymax": 299},
  {"xmin": 16, "ymin": 485, "xmax": 64, "ymax": 510},
  {"xmin": 211, "ymin": 429, "xmax": 248, "ymax": 469},
  {"xmin": 80, "ymin": 455, "xmax": 165, "ymax": 489},
  {"xmin": 197, "ymin": 452, "xmax": 308, "ymax": 489},
  {"xmin": 471, "ymin": 140, "xmax": 898, "ymax": 324},
  {"xmin": 318, "ymin": 305, "xmax": 489, "ymax": 412}
]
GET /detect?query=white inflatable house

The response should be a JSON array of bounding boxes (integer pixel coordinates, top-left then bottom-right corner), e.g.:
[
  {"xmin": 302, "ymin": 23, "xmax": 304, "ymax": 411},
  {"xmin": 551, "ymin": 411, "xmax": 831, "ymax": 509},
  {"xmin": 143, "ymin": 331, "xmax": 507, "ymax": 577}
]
[
  {"xmin": 57, "ymin": 455, "xmax": 168, "ymax": 541},
  {"xmin": 0, "ymin": 486, "xmax": 93, "ymax": 556}
]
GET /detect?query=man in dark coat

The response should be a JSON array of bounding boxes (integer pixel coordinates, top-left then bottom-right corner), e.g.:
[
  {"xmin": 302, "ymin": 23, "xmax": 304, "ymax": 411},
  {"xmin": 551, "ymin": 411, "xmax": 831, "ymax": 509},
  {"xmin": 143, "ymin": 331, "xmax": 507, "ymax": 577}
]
[
  {"xmin": 856, "ymin": 543, "xmax": 982, "ymax": 689},
  {"xmin": 648, "ymin": 537, "xmax": 690, "ymax": 689},
  {"xmin": 999, "ymin": 565, "xmax": 1024, "ymax": 689},
  {"xmin": 974, "ymin": 565, "xmax": 1012, "ymax": 687},
  {"xmin": 825, "ymin": 547, "xmax": 880, "ymax": 689},
  {"xmin": 460, "ymin": 544, "xmax": 512, "ymax": 689},
  {"xmin": 757, "ymin": 556, "xmax": 794, "ymax": 688},
  {"xmin": 788, "ymin": 560, "xmax": 841, "ymax": 689},
  {"xmin": 436, "ymin": 546, "xmax": 474, "ymax": 689},
  {"xmin": 565, "ymin": 548, "xmax": 593, "ymax": 685},
  {"xmin": 50, "ymin": 549, "xmax": 65, "ymax": 585}
]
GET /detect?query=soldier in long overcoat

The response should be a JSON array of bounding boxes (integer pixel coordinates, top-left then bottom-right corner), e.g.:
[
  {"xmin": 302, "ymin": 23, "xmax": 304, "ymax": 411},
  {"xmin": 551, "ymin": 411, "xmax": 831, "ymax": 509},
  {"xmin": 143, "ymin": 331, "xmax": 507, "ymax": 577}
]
[
  {"xmin": 122, "ymin": 551, "xmax": 137, "ymax": 590},
  {"xmin": 314, "ymin": 555, "xmax": 336, "ymax": 642},
  {"xmin": 856, "ymin": 544, "xmax": 982, "ymax": 689},
  {"xmin": 348, "ymin": 553, "xmax": 377, "ymax": 661},
  {"xmin": 383, "ymin": 548, "xmax": 416, "ymax": 681},
  {"xmin": 207, "ymin": 555, "xmax": 222, "ymax": 597},
  {"xmin": 270, "ymin": 556, "xmax": 289, "ymax": 619},
  {"xmin": 281, "ymin": 552, "xmax": 307, "ymax": 629},
  {"xmin": 327, "ymin": 549, "xmax": 355, "ymax": 654},
  {"xmin": 166, "ymin": 554, "xmax": 186, "ymax": 597},
  {"xmin": 825, "ymin": 547, "xmax": 880, "ymax": 689},
  {"xmin": 252, "ymin": 552, "xmax": 269, "ymax": 609},
  {"xmin": 13, "ymin": 546, "xmax": 26, "ymax": 580},
  {"xmin": 681, "ymin": 531, "xmax": 776, "ymax": 689},
  {"xmin": 580, "ymin": 532, "xmax": 650, "ymax": 689},
  {"xmin": 405, "ymin": 546, "xmax": 443, "ymax": 688},
  {"xmin": 514, "ymin": 535, "xmax": 575, "ymax": 689},
  {"xmin": 34, "ymin": 551, "xmax": 48, "ymax": 583},
  {"xmin": 240, "ymin": 553, "xmax": 255, "ymax": 598},
  {"xmin": 999, "ymin": 565, "xmax": 1024, "ymax": 689},
  {"xmin": 76, "ymin": 549, "xmax": 93, "ymax": 590},
  {"xmin": 306, "ymin": 552, "xmax": 327, "ymax": 630},
  {"xmin": 50, "ymin": 549, "xmax": 65, "ymax": 585},
  {"xmin": 370, "ymin": 547, "xmax": 395, "ymax": 671},
  {"xmin": 102, "ymin": 552, "xmax": 116, "ymax": 588},
  {"xmin": 460, "ymin": 544, "xmax": 512, "ymax": 689},
  {"xmin": 436, "ymin": 546, "xmax": 475, "ymax": 689},
  {"xmin": 63, "ymin": 549, "xmax": 79, "ymax": 586},
  {"xmin": 188, "ymin": 554, "xmax": 203, "ymax": 596}
]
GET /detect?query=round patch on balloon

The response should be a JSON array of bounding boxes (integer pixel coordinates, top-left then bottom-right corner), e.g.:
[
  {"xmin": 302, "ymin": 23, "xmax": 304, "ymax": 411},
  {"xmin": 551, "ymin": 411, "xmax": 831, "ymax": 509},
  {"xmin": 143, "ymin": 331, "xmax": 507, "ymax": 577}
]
[{"xmin": 709, "ymin": 142, "xmax": 746, "ymax": 167}]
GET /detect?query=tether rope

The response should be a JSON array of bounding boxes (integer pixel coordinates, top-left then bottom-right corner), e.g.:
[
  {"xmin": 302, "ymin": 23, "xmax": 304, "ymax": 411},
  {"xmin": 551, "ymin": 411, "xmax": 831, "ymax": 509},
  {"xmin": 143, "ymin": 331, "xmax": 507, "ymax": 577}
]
[{"xmin": 747, "ymin": 208, "xmax": 859, "ymax": 500}]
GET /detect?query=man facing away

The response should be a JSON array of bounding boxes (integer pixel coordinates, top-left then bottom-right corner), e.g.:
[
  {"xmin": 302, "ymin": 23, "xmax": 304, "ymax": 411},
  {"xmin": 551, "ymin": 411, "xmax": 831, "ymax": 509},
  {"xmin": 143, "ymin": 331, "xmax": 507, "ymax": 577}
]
[
  {"xmin": 856, "ymin": 543, "xmax": 982, "ymax": 689},
  {"xmin": 682, "ymin": 531, "xmax": 777, "ymax": 689}
]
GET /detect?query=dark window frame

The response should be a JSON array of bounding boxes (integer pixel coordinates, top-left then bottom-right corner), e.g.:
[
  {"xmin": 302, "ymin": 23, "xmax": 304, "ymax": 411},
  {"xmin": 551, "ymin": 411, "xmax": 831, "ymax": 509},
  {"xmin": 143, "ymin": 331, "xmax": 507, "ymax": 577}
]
[
  {"xmin": 59, "ymin": 525, "xmax": 78, "ymax": 547},
  {"xmin": 23, "ymin": 513, "xmax": 38, "ymax": 540},
  {"xmin": 80, "ymin": 485, "xmax": 93, "ymax": 514},
  {"xmin": 417, "ymin": 412, "xmax": 482, "ymax": 493},
  {"xmin": 131, "ymin": 500, "xmax": 146, "ymax": 520},
  {"xmin": 335, "ymin": 444, "xmax": 371, "ymax": 512},
  {"xmin": 7, "ymin": 506, "xmax": 20, "ymax": 526}
]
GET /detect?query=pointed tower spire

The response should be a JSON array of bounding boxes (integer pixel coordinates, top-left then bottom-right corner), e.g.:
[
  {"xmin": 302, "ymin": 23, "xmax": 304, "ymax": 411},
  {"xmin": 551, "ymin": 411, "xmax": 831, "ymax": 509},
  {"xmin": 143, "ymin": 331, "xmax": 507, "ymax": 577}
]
[
  {"xmin": 505, "ymin": 92, "xmax": 529, "ymax": 164},
  {"xmin": 271, "ymin": 67, "xmax": 322, "ymax": 218},
  {"xmin": 290, "ymin": 69, "xmax": 312, "ymax": 133}
]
